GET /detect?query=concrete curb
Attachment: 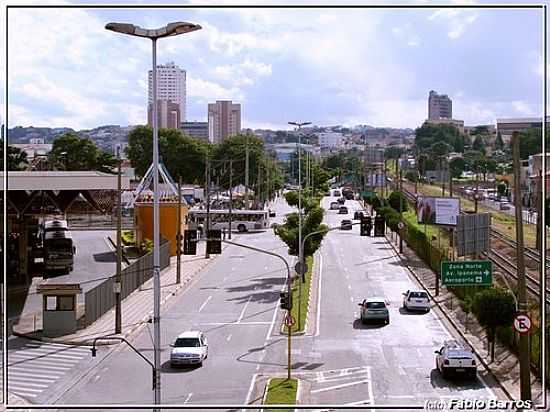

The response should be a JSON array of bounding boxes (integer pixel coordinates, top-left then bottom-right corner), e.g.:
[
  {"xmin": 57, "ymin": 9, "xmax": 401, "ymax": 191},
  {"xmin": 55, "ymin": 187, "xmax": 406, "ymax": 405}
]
[{"xmin": 384, "ymin": 233, "xmax": 515, "ymax": 402}]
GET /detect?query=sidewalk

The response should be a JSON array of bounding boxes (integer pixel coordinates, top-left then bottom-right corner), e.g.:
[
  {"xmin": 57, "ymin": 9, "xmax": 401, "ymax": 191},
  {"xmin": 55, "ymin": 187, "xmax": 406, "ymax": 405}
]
[
  {"xmin": 385, "ymin": 230, "xmax": 548, "ymax": 404},
  {"xmin": 12, "ymin": 240, "xmax": 227, "ymax": 345}
]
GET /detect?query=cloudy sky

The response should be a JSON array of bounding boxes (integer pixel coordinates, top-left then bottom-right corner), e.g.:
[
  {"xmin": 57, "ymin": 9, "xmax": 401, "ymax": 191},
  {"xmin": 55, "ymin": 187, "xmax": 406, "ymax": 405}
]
[{"xmin": 1, "ymin": 1, "xmax": 546, "ymax": 131}]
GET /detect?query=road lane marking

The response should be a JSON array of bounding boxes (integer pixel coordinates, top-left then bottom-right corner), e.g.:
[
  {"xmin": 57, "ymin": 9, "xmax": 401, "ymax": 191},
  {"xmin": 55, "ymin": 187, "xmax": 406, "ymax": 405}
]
[
  {"xmin": 367, "ymin": 366, "xmax": 375, "ymax": 412},
  {"xmin": 226, "ymin": 334, "xmax": 232, "ymax": 342},
  {"xmin": 350, "ymin": 297, "xmax": 354, "ymax": 302},
  {"xmin": 237, "ymin": 295, "xmax": 252, "ymax": 323},
  {"xmin": 184, "ymin": 393, "xmax": 193, "ymax": 404},
  {"xmin": 243, "ymin": 373, "xmax": 259, "ymax": 411},
  {"xmin": 8, "ymin": 376, "xmax": 52, "ymax": 386},
  {"xmin": 200, "ymin": 321, "xmax": 271, "ymax": 326},
  {"xmin": 8, "ymin": 385, "xmax": 44, "ymax": 392},
  {"xmin": 198, "ymin": 295, "xmax": 212, "ymax": 313},
  {"xmin": 266, "ymin": 301, "xmax": 279, "ymax": 341},
  {"xmin": 387, "ymin": 395, "xmax": 415, "ymax": 398},
  {"xmin": 8, "ymin": 371, "xmax": 59, "ymax": 380},
  {"xmin": 311, "ymin": 379, "xmax": 370, "ymax": 394},
  {"xmin": 348, "ymin": 285, "xmax": 352, "ymax": 290},
  {"xmin": 315, "ymin": 252, "xmax": 323, "ymax": 337}
]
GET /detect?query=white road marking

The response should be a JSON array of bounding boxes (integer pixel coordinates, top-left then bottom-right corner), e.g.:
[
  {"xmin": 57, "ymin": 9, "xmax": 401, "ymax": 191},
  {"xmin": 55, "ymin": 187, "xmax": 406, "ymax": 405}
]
[
  {"xmin": 198, "ymin": 295, "xmax": 212, "ymax": 313},
  {"xmin": 184, "ymin": 392, "xmax": 193, "ymax": 404},
  {"xmin": 367, "ymin": 366, "xmax": 375, "ymax": 412},
  {"xmin": 264, "ymin": 266, "xmax": 268, "ymax": 270},
  {"xmin": 8, "ymin": 377, "xmax": 51, "ymax": 386},
  {"xmin": 266, "ymin": 301, "xmax": 279, "ymax": 340},
  {"xmin": 348, "ymin": 285, "xmax": 352, "ymax": 290},
  {"xmin": 8, "ymin": 371, "xmax": 59, "ymax": 380},
  {"xmin": 8, "ymin": 385, "xmax": 43, "ymax": 392},
  {"xmin": 350, "ymin": 297, "xmax": 354, "ymax": 302},
  {"xmin": 237, "ymin": 295, "xmax": 252, "ymax": 323},
  {"xmin": 243, "ymin": 373, "xmax": 259, "ymax": 411},
  {"xmin": 10, "ymin": 391, "xmax": 38, "ymax": 397},
  {"xmin": 311, "ymin": 379, "xmax": 370, "ymax": 394},
  {"xmin": 8, "ymin": 362, "xmax": 70, "ymax": 372},
  {"xmin": 200, "ymin": 321, "xmax": 271, "ymax": 326},
  {"xmin": 387, "ymin": 395, "xmax": 415, "ymax": 399},
  {"xmin": 222, "ymin": 277, "xmax": 227, "ymax": 282},
  {"xmin": 226, "ymin": 334, "xmax": 232, "ymax": 342}
]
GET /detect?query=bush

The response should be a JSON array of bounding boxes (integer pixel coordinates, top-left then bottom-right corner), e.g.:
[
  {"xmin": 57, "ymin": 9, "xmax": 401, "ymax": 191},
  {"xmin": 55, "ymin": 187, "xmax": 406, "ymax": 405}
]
[
  {"xmin": 388, "ymin": 191, "xmax": 409, "ymax": 213},
  {"xmin": 140, "ymin": 238, "xmax": 153, "ymax": 254},
  {"xmin": 405, "ymin": 171, "xmax": 418, "ymax": 182},
  {"xmin": 121, "ymin": 230, "xmax": 135, "ymax": 245}
]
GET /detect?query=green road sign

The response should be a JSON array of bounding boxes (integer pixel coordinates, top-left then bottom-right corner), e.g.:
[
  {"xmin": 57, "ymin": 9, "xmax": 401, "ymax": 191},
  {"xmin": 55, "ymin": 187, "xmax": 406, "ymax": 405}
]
[
  {"xmin": 362, "ymin": 191, "xmax": 375, "ymax": 199},
  {"xmin": 441, "ymin": 260, "xmax": 492, "ymax": 286}
]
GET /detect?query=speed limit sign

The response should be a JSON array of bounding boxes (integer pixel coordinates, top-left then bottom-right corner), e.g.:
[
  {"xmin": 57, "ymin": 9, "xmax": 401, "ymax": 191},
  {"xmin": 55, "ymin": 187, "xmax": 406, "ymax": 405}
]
[
  {"xmin": 284, "ymin": 315, "xmax": 295, "ymax": 327},
  {"xmin": 513, "ymin": 314, "xmax": 532, "ymax": 334}
]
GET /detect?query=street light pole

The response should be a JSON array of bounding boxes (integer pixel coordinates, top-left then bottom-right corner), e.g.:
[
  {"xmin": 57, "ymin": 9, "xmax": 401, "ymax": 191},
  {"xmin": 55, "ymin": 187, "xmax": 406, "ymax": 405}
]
[{"xmin": 105, "ymin": 22, "xmax": 201, "ymax": 412}]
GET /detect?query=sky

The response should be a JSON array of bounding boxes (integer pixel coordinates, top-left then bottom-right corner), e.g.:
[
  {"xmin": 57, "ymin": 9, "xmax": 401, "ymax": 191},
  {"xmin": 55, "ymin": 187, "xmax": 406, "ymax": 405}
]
[{"xmin": 1, "ymin": 1, "xmax": 547, "ymax": 131}]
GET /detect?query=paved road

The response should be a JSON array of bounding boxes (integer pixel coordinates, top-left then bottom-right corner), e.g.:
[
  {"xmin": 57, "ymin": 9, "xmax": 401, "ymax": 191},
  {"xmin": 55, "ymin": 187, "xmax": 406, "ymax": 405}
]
[
  {"xmin": 259, "ymin": 192, "xmax": 508, "ymax": 408},
  {"xmin": 8, "ymin": 230, "xmax": 116, "ymax": 319},
  {"xmin": 55, "ymin": 197, "xmax": 294, "ymax": 409}
]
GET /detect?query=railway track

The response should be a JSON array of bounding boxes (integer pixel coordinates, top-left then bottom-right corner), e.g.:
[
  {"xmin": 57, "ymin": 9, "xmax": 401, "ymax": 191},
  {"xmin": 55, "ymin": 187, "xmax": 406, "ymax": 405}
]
[{"xmin": 390, "ymin": 180, "xmax": 548, "ymax": 303}]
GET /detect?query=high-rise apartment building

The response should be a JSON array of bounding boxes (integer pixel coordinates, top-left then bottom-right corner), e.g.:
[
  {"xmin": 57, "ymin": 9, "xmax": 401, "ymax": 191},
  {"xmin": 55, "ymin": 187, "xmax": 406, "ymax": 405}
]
[
  {"xmin": 208, "ymin": 100, "xmax": 241, "ymax": 143},
  {"xmin": 147, "ymin": 100, "xmax": 180, "ymax": 129},
  {"xmin": 148, "ymin": 62, "xmax": 187, "ymax": 121},
  {"xmin": 428, "ymin": 90, "xmax": 452, "ymax": 119}
]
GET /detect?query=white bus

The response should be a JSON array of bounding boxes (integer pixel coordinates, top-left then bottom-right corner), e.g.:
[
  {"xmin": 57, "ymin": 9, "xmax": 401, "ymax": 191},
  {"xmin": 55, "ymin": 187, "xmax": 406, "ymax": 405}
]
[{"xmin": 187, "ymin": 209, "xmax": 270, "ymax": 233}]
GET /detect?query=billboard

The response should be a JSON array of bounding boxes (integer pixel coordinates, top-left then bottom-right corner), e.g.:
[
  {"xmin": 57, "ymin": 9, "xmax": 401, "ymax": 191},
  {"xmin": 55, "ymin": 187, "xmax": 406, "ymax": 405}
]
[
  {"xmin": 417, "ymin": 196, "xmax": 460, "ymax": 226},
  {"xmin": 367, "ymin": 173, "xmax": 385, "ymax": 187}
]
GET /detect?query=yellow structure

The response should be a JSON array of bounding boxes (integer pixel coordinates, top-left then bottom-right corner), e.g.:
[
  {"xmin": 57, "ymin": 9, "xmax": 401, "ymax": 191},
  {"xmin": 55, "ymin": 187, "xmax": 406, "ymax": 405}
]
[{"xmin": 135, "ymin": 201, "xmax": 188, "ymax": 256}]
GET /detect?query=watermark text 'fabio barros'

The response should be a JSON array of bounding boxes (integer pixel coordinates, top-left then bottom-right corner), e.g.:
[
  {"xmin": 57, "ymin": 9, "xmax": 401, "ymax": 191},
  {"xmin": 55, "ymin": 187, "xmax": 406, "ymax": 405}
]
[{"xmin": 425, "ymin": 398, "xmax": 532, "ymax": 411}]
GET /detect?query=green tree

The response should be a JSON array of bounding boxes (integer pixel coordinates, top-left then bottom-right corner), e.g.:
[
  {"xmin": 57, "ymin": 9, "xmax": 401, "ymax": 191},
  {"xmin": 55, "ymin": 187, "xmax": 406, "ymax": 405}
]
[
  {"xmin": 49, "ymin": 132, "xmax": 117, "ymax": 172},
  {"xmin": 449, "ymin": 157, "xmax": 466, "ymax": 179},
  {"xmin": 472, "ymin": 135, "xmax": 486, "ymax": 153},
  {"xmin": 497, "ymin": 181, "xmax": 508, "ymax": 197},
  {"xmin": 415, "ymin": 123, "xmax": 464, "ymax": 153},
  {"xmin": 384, "ymin": 146, "xmax": 404, "ymax": 160},
  {"xmin": 516, "ymin": 127, "xmax": 550, "ymax": 159},
  {"xmin": 274, "ymin": 206, "xmax": 328, "ymax": 257},
  {"xmin": 387, "ymin": 191, "xmax": 409, "ymax": 213},
  {"xmin": 0, "ymin": 141, "xmax": 28, "ymax": 170},
  {"xmin": 472, "ymin": 288, "xmax": 516, "ymax": 362}
]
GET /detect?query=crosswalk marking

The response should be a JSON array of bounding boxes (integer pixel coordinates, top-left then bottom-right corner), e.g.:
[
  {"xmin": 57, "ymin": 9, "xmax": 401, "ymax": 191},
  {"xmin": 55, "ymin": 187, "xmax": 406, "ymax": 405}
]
[{"xmin": 5, "ymin": 341, "xmax": 90, "ymax": 401}]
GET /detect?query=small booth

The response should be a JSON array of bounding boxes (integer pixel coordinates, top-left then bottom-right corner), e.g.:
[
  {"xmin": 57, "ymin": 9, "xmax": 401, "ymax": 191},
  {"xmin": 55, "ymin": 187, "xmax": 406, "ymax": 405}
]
[{"xmin": 37, "ymin": 283, "xmax": 82, "ymax": 337}]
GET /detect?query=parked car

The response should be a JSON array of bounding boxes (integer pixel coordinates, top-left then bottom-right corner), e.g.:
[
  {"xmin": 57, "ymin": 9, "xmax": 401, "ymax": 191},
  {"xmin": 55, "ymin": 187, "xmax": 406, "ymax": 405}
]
[
  {"xmin": 435, "ymin": 340, "xmax": 477, "ymax": 379},
  {"xmin": 353, "ymin": 211, "xmax": 364, "ymax": 220},
  {"xmin": 330, "ymin": 202, "xmax": 340, "ymax": 210},
  {"xmin": 340, "ymin": 219, "xmax": 353, "ymax": 230},
  {"xmin": 269, "ymin": 209, "xmax": 276, "ymax": 217},
  {"xmin": 402, "ymin": 290, "xmax": 430, "ymax": 312},
  {"xmin": 499, "ymin": 202, "xmax": 511, "ymax": 211},
  {"xmin": 170, "ymin": 331, "xmax": 208, "ymax": 367},
  {"xmin": 333, "ymin": 190, "xmax": 341, "ymax": 197},
  {"xmin": 338, "ymin": 206, "xmax": 349, "ymax": 214},
  {"xmin": 358, "ymin": 297, "xmax": 389, "ymax": 324},
  {"xmin": 337, "ymin": 197, "xmax": 346, "ymax": 205},
  {"xmin": 324, "ymin": 191, "xmax": 331, "ymax": 196}
]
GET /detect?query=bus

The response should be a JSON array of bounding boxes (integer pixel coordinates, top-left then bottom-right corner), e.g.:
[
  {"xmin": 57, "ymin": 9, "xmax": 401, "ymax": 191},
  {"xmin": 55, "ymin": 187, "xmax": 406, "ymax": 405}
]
[
  {"xmin": 40, "ymin": 220, "xmax": 76, "ymax": 273},
  {"xmin": 187, "ymin": 209, "xmax": 270, "ymax": 233}
]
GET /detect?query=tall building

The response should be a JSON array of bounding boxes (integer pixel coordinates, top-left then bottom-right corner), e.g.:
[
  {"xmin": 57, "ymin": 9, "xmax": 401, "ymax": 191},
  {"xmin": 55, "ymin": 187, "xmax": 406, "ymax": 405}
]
[
  {"xmin": 147, "ymin": 100, "xmax": 180, "ymax": 129},
  {"xmin": 148, "ymin": 62, "xmax": 187, "ymax": 121},
  {"xmin": 207, "ymin": 100, "xmax": 241, "ymax": 143},
  {"xmin": 428, "ymin": 90, "xmax": 452, "ymax": 119}
]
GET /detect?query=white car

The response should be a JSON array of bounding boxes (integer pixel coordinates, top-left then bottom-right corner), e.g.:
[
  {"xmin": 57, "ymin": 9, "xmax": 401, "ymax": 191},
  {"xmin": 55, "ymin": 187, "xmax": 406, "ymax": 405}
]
[
  {"xmin": 170, "ymin": 331, "xmax": 208, "ymax": 367},
  {"xmin": 402, "ymin": 290, "xmax": 430, "ymax": 312},
  {"xmin": 435, "ymin": 340, "xmax": 477, "ymax": 379}
]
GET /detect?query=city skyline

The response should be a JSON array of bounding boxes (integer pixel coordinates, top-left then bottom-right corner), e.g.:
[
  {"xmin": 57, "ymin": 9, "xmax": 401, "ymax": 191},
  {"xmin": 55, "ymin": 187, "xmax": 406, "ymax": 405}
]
[{"xmin": 2, "ymin": 4, "xmax": 546, "ymax": 131}]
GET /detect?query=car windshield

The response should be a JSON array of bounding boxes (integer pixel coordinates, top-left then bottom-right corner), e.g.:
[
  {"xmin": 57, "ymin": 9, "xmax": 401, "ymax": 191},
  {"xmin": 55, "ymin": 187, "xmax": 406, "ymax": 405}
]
[
  {"xmin": 366, "ymin": 301, "xmax": 386, "ymax": 309},
  {"xmin": 174, "ymin": 338, "xmax": 201, "ymax": 348},
  {"xmin": 447, "ymin": 349, "xmax": 472, "ymax": 359},
  {"xmin": 409, "ymin": 292, "xmax": 428, "ymax": 299}
]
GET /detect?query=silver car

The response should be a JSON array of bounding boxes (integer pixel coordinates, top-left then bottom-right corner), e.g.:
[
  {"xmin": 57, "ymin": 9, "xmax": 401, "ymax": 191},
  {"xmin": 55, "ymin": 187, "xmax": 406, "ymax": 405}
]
[
  {"xmin": 170, "ymin": 331, "xmax": 208, "ymax": 367},
  {"xmin": 435, "ymin": 340, "xmax": 477, "ymax": 379},
  {"xmin": 358, "ymin": 297, "xmax": 389, "ymax": 324}
]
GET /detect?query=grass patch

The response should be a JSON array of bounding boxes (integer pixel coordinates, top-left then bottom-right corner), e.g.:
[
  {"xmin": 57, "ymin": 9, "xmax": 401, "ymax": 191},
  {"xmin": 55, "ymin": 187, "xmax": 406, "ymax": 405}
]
[
  {"xmin": 264, "ymin": 378, "xmax": 297, "ymax": 412},
  {"xmin": 284, "ymin": 255, "xmax": 313, "ymax": 334}
]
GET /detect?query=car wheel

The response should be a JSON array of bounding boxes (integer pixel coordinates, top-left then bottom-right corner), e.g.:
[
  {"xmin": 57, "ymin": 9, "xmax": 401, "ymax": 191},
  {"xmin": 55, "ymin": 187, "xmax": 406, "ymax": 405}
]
[
  {"xmin": 385, "ymin": 317, "xmax": 390, "ymax": 324},
  {"xmin": 237, "ymin": 224, "xmax": 246, "ymax": 233},
  {"xmin": 425, "ymin": 308, "xmax": 430, "ymax": 313}
]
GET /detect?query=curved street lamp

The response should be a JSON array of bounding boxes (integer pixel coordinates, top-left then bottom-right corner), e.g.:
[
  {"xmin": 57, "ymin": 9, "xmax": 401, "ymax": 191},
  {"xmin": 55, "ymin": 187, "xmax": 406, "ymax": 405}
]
[{"xmin": 105, "ymin": 21, "xmax": 201, "ymax": 411}]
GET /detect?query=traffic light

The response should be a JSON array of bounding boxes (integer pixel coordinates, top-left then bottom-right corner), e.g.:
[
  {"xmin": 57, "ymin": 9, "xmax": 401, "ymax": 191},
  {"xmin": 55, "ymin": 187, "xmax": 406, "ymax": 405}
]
[
  {"xmin": 206, "ymin": 229, "xmax": 222, "ymax": 255},
  {"xmin": 279, "ymin": 291, "xmax": 292, "ymax": 310},
  {"xmin": 183, "ymin": 230, "xmax": 198, "ymax": 255}
]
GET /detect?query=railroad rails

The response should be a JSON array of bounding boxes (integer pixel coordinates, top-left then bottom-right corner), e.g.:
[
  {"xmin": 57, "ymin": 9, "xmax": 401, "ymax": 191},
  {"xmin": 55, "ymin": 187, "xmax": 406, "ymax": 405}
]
[{"xmin": 386, "ymin": 178, "xmax": 547, "ymax": 304}]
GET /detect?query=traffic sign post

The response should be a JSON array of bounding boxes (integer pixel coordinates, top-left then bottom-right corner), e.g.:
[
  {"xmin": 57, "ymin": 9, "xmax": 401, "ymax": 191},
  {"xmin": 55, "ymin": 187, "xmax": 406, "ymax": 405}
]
[
  {"xmin": 513, "ymin": 314, "xmax": 532, "ymax": 334},
  {"xmin": 441, "ymin": 260, "xmax": 492, "ymax": 286},
  {"xmin": 284, "ymin": 314, "xmax": 295, "ymax": 327}
]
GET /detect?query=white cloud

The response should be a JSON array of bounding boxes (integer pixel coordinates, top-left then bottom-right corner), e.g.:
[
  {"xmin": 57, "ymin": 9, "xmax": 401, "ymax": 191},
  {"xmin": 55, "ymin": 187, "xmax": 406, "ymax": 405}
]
[
  {"xmin": 428, "ymin": 8, "xmax": 478, "ymax": 40},
  {"xmin": 187, "ymin": 76, "xmax": 244, "ymax": 102}
]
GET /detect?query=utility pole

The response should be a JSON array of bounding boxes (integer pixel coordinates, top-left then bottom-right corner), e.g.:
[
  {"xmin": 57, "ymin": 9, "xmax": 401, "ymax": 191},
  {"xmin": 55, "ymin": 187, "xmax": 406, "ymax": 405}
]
[
  {"xmin": 512, "ymin": 131, "xmax": 532, "ymax": 401},
  {"xmin": 245, "ymin": 134, "xmax": 250, "ymax": 209},
  {"xmin": 449, "ymin": 160, "xmax": 453, "ymax": 197},
  {"xmin": 115, "ymin": 157, "xmax": 122, "ymax": 334},
  {"xmin": 474, "ymin": 166, "xmax": 479, "ymax": 213},
  {"xmin": 229, "ymin": 159, "xmax": 233, "ymax": 240},
  {"xmin": 205, "ymin": 155, "xmax": 210, "ymax": 259},
  {"xmin": 176, "ymin": 177, "xmax": 182, "ymax": 284},
  {"xmin": 536, "ymin": 169, "xmax": 542, "ymax": 253}
]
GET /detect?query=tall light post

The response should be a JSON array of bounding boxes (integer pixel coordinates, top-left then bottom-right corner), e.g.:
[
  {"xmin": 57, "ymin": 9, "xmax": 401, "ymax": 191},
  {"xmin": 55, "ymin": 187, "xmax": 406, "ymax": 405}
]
[
  {"xmin": 288, "ymin": 121, "xmax": 311, "ymax": 285},
  {"xmin": 106, "ymin": 21, "xmax": 201, "ymax": 411}
]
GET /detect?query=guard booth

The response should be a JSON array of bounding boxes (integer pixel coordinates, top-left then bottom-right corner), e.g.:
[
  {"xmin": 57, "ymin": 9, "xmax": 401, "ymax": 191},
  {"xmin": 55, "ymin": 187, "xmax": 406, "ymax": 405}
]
[{"xmin": 37, "ymin": 283, "xmax": 82, "ymax": 337}]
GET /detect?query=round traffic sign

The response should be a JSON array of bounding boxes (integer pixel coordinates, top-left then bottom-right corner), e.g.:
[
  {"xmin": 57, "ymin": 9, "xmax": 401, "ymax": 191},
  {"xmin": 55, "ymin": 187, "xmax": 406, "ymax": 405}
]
[
  {"xmin": 513, "ymin": 314, "xmax": 532, "ymax": 334},
  {"xmin": 284, "ymin": 315, "xmax": 295, "ymax": 326},
  {"xmin": 294, "ymin": 261, "xmax": 309, "ymax": 276}
]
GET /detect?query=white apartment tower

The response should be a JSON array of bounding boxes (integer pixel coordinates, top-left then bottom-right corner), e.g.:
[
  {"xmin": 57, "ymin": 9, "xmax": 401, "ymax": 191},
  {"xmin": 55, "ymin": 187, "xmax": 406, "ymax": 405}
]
[
  {"xmin": 148, "ymin": 62, "xmax": 187, "ymax": 121},
  {"xmin": 208, "ymin": 100, "xmax": 241, "ymax": 143}
]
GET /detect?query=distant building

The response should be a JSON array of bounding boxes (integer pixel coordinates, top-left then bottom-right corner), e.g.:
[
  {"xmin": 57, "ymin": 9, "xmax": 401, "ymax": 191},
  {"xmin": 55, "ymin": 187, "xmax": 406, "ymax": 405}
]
[
  {"xmin": 428, "ymin": 90, "xmax": 452, "ymax": 119},
  {"xmin": 147, "ymin": 100, "xmax": 180, "ymax": 129},
  {"xmin": 496, "ymin": 117, "xmax": 550, "ymax": 144},
  {"xmin": 181, "ymin": 121, "xmax": 209, "ymax": 141},
  {"xmin": 12, "ymin": 141, "xmax": 53, "ymax": 160},
  {"xmin": 266, "ymin": 143, "xmax": 320, "ymax": 161},
  {"xmin": 317, "ymin": 132, "xmax": 345, "ymax": 150},
  {"xmin": 424, "ymin": 118, "xmax": 464, "ymax": 134},
  {"xmin": 208, "ymin": 100, "xmax": 241, "ymax": 143},
  {"xmin": 148, "ymin": 62, "xmax": 187, "ymax": 121},
  {"xmin": 113, "ymin": 142, "xmax": 129, "ymax": 159}
]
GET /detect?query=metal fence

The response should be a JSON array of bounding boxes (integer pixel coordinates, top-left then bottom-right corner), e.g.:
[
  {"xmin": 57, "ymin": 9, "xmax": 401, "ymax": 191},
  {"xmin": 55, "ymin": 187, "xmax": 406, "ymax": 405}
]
[{"xmin": 84, "ymin": 239, "xmax": 171, "ymax": 326}]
